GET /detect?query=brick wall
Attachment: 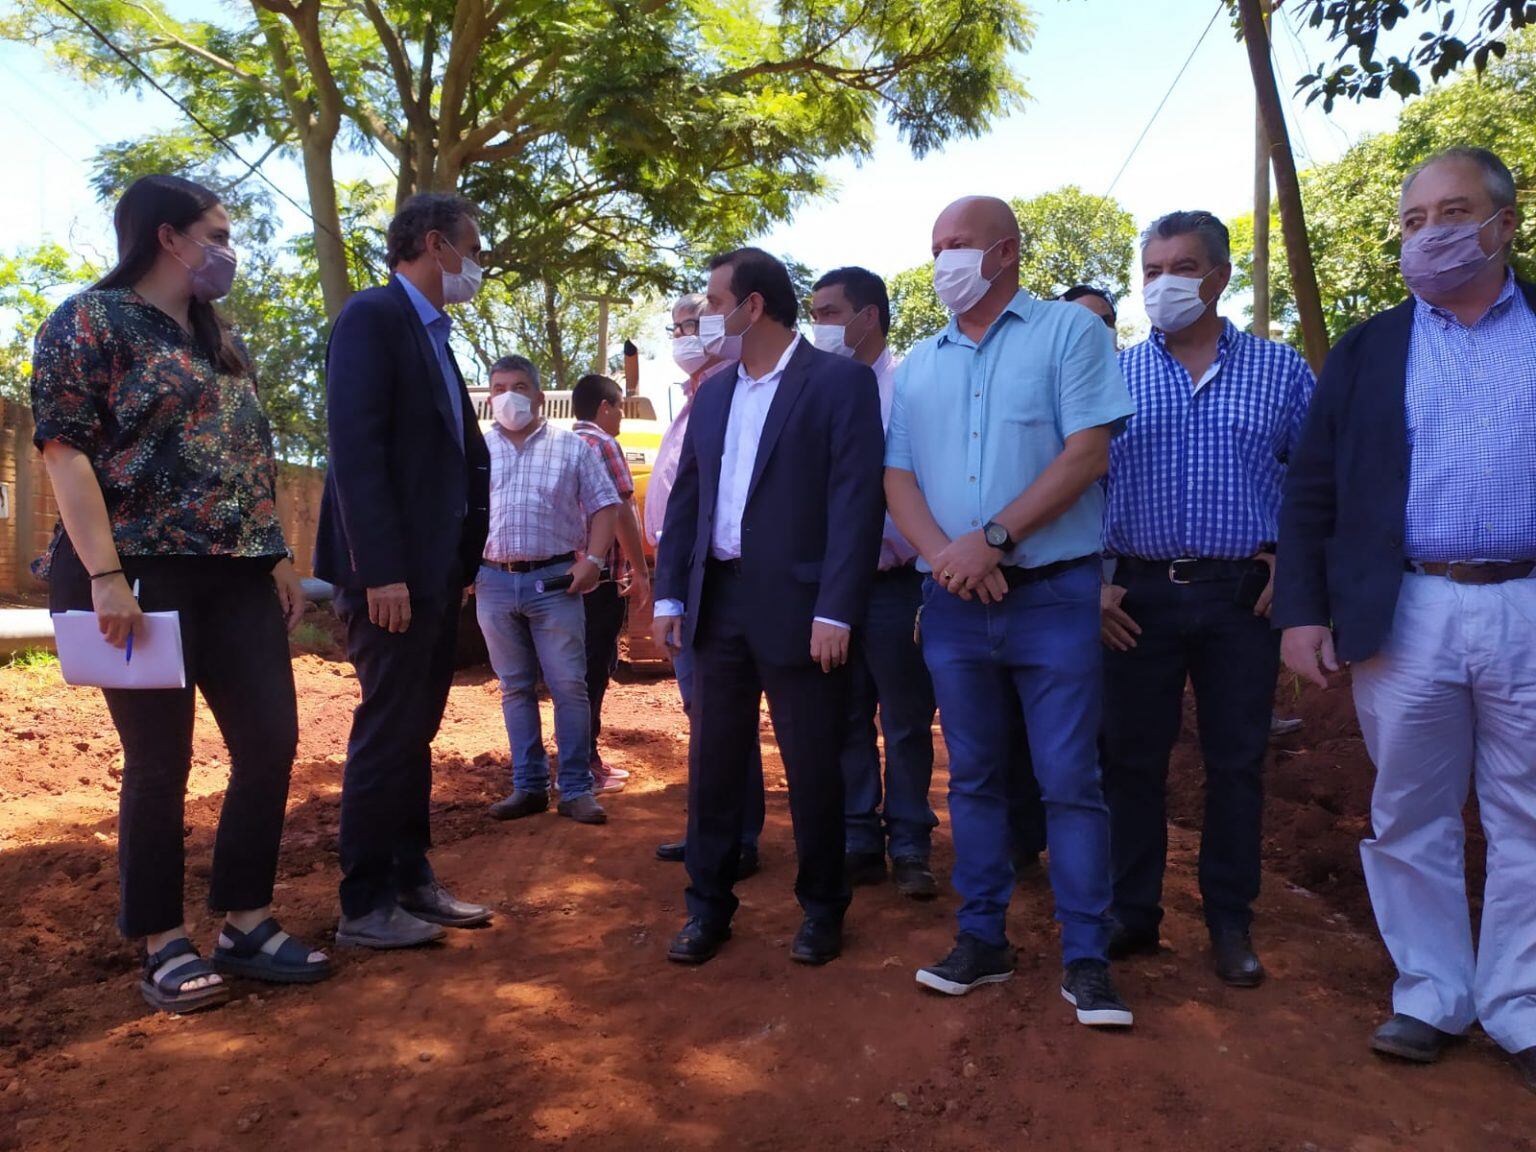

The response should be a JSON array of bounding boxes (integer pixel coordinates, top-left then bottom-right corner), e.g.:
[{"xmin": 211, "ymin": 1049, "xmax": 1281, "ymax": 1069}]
[{"xmin": 0, "ymin": 397, "xmax": 324, "ymax": 595}]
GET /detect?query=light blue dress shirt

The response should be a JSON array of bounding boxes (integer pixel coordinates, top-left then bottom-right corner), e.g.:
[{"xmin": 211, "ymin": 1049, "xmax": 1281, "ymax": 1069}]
[
  {"xmin": 885, "ymin": 290, "xmax": 1134, "ymax": 570},
  {"xmin": 1403, "ymin": 270, "xmax": 1536, "ymax": 562},
  {"xmin": 396, "ymin": 273, "xmax": 464, "ymax": 442}
]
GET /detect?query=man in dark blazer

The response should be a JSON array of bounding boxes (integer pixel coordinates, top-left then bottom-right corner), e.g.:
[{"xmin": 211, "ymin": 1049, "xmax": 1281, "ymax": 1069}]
[
  {"xmin": 1276, "ymin": 147, "xmax": 1536, "ymax": 1094},
  {"xmin": 316, "ymin": 194, "xmax": 493, "ymax": 949},
  {"xmin": 651, "ymin": 247, "xmax": 885, "ymax": 966}
]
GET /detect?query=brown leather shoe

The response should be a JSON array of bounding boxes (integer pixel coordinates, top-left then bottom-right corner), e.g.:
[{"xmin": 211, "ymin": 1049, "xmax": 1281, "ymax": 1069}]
[{"xmin": 488, "ymin": 789, "xmax": 549, "ymax": 821}]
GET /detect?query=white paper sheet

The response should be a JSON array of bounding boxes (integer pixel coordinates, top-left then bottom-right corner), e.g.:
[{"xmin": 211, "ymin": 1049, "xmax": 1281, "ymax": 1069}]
[{"xmin": 52, "ymin": 611, "xmax": 187, "ymax": 690}]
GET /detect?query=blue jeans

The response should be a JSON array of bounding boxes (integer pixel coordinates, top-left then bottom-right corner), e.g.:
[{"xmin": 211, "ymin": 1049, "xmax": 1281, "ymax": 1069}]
[
  {"xmin": 921, "ymin": 561, "xmax": 1114, "ymax": 963},
  {"xmin": 474, "ymin": 563, "xmax": 593, "ymax": 799},
  {"xmin": 675, "ymin": 644, "xmax": 764, "ymax": 848},
  {"xmin": 841, "ymin": 568, "xmax": 938, "ymax": 859}
]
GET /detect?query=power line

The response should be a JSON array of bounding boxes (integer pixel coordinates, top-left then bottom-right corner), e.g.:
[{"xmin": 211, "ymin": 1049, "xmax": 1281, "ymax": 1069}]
[
  {"xmin": 51, "ymin": 0, "xmax": 376, "ymax": 273},
  {"xmin": 1097, "ymin": 2, "xmax": 1225, "ymax": 206}
]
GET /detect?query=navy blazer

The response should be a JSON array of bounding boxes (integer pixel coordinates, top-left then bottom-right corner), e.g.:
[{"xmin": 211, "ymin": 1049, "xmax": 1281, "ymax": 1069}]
[
  {"xmin": 1274, "ymin": 278, "xmax": 1536, "ymax": 662},
  {"xmin": 654, "ymin": 338, "xmax": 886, "ymax": 666},
  {"xmin": 314, "ymin": 278, "xmax": 491, "ymax": 595}
]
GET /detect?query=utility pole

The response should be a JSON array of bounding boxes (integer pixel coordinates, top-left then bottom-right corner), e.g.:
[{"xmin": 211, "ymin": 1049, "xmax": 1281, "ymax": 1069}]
[
  {"xmin": 576, "ymin": 293, "xmax": 631, "ymax": 375},
  {"xmin": 1252, "ymin": 0, "xmax": 1272, "ymax": 340},
  {"xmin": 1237, "ymin": 0, "xmax": 1328, "ymax": 372}
]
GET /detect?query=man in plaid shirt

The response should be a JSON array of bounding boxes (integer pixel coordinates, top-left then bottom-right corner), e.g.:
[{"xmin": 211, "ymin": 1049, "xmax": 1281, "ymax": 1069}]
[
  {"xmin": 477, "ymin": 356, "xmax": 621, "ymax": 827},
  {"xmin": 572, "ymin": 373, "xmax": 651, "ymax": 794},
  {"xmin": 1100, "ymin": 211, "xmax": 1314, "ymax": 988}
]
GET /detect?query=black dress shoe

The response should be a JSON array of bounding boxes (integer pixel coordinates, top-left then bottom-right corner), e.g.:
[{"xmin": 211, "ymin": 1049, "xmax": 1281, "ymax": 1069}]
[
  {"xmin": 399, "ymin": 881, "xmax": 493, "ymax": 928},
  {"xmin": 892, "ymin": 857, "xmax": 938, "ymax": 900},
  {"xmin": 1211, "ymin": 929, "xmax": 1265, "ymax": 987},
  {"xmin": 1107, "ymin": 924, "xmax": 1160, "ymax": 961},
  {"xmin": 846, "ymin": 851, "xmax": 887, "ymax": 887},
  {"xmin": 790, "ymin": 917, "xmax": 843, "ymax": 965},
  {"xmin": 667, "ymin": 916, "xmax": 731, "ymax": 965},
  {"xmin": 1370, "ymin": 1014, "xmax": 1457, "ymax": 1063},
  {"xmin": 655, "ymin": 839, "xmax": 686, "ymax": 862}
]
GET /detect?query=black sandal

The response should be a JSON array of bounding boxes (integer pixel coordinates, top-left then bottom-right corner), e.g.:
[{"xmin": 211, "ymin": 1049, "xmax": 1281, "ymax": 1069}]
[
  {"xmin": 140, "ymin": 938, "xmax": 231, "ymax": 1014},
  {"xmin": 212, "ymin": 917, "xmax": 332, "ymax": 984}
]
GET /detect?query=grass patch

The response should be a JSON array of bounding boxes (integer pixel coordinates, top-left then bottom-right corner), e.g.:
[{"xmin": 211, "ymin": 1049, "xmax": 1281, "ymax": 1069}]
[
  {"xmin": 289, "ymin": 622, "xmax": 332, "ymax": 652},
  {"xmin": 4, "ymin": 647, "xmax": 59, "ymax": 672}
]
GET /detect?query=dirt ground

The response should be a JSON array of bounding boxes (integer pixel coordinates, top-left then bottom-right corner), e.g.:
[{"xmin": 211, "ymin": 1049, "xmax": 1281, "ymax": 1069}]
[{"xmin": 0, "ymin": 608, "xmax": 1530, "ymax": 1152}]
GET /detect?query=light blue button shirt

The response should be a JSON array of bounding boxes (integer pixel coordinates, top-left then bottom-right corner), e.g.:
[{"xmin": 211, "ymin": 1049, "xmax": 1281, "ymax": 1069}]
[
  {"xmin": 885, "ymin": 290, "xmax": 1134, "ymax": 570},
  {"xmin": 396, "ymin": 273, "xmax": 464, "ymax": 442}
]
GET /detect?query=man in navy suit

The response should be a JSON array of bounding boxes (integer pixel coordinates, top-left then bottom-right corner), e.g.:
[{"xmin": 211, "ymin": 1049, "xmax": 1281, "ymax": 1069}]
[
  {"xmin": 315, "ymin": 194, "xmax": 493, "ymax": 950},
  {"xmin": 652, "ymin": 247, "xmax": 886, "ymax": 966},
  {"xmin": 1277, "ymin": 147, "xmax": 1536, "ymax": 1093}
]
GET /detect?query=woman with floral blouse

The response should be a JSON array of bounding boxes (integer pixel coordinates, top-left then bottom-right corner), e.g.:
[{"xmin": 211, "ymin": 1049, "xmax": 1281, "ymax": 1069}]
[{"xmin": 31, "ymin": 174, "xmax": 330, "ymax": 1013}]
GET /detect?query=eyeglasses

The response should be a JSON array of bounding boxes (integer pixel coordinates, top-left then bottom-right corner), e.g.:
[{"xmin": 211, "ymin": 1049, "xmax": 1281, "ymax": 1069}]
[{"xmin": 667, "ymin": 318, "xmax": 700, "ymax": 338}]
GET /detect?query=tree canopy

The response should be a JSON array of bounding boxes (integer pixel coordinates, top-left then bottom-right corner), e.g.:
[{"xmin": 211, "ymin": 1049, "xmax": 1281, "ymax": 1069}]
[
  {"xmin": 1291, "ymin": 0, "xmax": 1535, "ymax": 108},
  {"xmin": 886, "ymin": 185, "xmax": 1137, "ymax": 353},
  {"xmin": 1231, "ymin": 28, "xmax": 1536, "ymax": 344}
]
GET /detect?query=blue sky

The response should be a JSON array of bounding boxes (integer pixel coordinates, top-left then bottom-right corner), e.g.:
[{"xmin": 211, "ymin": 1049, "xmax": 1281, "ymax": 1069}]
[{"xmin": 0, "ymin": 0, "xmax": 1420, "ymax": 397}]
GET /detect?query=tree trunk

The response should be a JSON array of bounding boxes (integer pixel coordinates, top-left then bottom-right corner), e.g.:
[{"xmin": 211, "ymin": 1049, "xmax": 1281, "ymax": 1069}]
[
  {"xmin": 543, "ymin": 280, "xmax": 568, "ymax": 390},
  {"xmin": 1237, "ymin": 0, "xmax": 1328, "ymax": 372},
  {"xmin": 302, "ymin": 136, "xmax": 353, "ymax": 320}
]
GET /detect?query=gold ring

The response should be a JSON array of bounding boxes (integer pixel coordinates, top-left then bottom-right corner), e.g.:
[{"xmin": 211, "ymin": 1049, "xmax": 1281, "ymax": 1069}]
[{"xmin": 941, "ymin": 570, "xmax": 955, "ymax": 581}]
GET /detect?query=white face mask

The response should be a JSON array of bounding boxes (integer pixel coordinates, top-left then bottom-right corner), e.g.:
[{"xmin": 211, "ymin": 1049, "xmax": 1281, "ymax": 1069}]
[
  {"xmin": 697, "ymin": 299, "xmax": 747, "ymax": 362},
  {"xmin": 491, "ymin": 389, "xmax": 534, "ymax": 432},
  {"xmin": 439, "ymin": 239, "xmax": 483, "ymax": 305},
  {"xmin": 1143, "ymin": 268, "xmax": 1219, "ymax": 333},
  {"xmin": 671, "ymin": 334, "xmax": 711, "ymax": 375},
  {"xmin": 810, "ymin": 324, "xmax": 855, "ymax": 357},
  {"xmin": 932, "ymin": 240, "xmax": 1005, "ymax": 315}
]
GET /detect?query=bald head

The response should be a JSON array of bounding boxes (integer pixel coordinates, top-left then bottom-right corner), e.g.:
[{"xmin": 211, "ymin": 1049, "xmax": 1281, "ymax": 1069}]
[{"xmin": 932, "ymin": 196, "xmax": 1021, "ymax": 257}]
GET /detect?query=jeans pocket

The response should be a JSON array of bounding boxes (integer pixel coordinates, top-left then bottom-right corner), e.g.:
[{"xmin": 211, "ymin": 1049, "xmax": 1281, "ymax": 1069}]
[{"xmin": 1039, "ymin": 562, "xmax": 1099, "ymax": 606}]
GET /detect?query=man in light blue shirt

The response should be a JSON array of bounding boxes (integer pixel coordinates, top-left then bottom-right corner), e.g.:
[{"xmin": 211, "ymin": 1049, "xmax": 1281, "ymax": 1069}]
[{"xmin": 886, "ymin": 195, "xmax": 1135, "ymax": 1025}]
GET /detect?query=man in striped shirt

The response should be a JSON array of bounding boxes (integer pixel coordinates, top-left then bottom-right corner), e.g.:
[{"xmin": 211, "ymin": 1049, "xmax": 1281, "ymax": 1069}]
[
  {"xmin": 571, "ymin": 372, "xmax": 650, "ymax": 795},
  {"xmin": 1100, "ymin": 211, "xmax": 1314, "ymax": 988},
  {"xmin": 475, "ymin": 355, "xmax": 620, "ymax": 827}
]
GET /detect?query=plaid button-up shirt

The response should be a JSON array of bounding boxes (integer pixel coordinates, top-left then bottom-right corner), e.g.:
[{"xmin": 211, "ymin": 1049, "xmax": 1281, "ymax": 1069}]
[
  {"xmin": 1105, "ymin": 319, "xmax": 1314, "ymax": 560},
  {"xmin": 1404, "ymin": 271, "xmax": 1536, "ymax": 562},
  {"xmin": 574, "ymin": 419, "xmax": 634, "ymax": 576},
  {"xmin": 482, "ymin": 421, "xmax": 619, "ymax": 564}
]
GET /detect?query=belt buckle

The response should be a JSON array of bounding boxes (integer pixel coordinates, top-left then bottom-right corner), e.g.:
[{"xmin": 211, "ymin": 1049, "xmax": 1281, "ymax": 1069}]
[{"xmin": 1167, "ymin": 559, "xmax": 1195, "ymax": 585}]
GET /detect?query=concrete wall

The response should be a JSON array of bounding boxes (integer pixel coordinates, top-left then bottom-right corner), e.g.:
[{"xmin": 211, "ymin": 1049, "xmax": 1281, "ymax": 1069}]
[{"xmin": 0, "ymin": 397, "xmax": 324, "ymax": 595}]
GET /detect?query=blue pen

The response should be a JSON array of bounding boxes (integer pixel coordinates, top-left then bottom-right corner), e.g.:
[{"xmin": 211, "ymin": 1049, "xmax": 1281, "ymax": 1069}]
[{"xmin": 125, "ymin": 579, "xmax": 140, "ymax": 664}]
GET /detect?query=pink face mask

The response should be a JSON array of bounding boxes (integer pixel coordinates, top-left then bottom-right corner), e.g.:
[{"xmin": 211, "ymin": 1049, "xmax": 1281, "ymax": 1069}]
[{"xmin": 1399, "ymin": 210, "xmax": 1504, "ymax": 298}]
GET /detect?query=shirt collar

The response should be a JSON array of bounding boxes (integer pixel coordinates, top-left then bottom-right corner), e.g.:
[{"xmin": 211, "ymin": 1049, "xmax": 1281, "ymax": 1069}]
[
  {"xmin": 395, "ymin": 273, "xmax": 449, "ymax": 332},
  {"xmin": 1415, "ymin": 267, "xmax": 1518, "ymax": 327},
  {"xmin": 871, "ymin": 346, "xmax": 895, "ymax": 379},
  {"xmin": 1147, "ymin": 316, "xmax": 1238, "ymax": 357},
  {"xmin": 573, "ymin": 419, "xmax": 617, "ymax": 443},
  {"xmin": 938, "ymin": 289, "xmax": 1034, "ymax": 348},
  {"xmin": 737, "ymin": 333, "xmax": 801, "ymax": 386}
]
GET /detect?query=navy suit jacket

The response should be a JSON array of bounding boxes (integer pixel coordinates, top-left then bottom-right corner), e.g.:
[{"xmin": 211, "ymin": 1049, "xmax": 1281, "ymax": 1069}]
[
  {"xmin": 314, "ymin": 278, "xmax": 491, "ymax": 595},
  {"xmin": 654, "ymin": 338, "xmax": 886, "ymax": 666},
  {"xmin": 1274, "ymin": 278, "xmax": 1536, "ymax": 663}
]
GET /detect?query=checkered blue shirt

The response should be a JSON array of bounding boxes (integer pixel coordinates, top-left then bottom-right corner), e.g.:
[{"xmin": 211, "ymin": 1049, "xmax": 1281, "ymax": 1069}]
[
  {"xmin": 1404, "ymin": 271, "xmax": 1536, "ymax": 562},
  {"xmin": 1105, "ymin": 320, "xmax": 1315, "ymax": 560}
]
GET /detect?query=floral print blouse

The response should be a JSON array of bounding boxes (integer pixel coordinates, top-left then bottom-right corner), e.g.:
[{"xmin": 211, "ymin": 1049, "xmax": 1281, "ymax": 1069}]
[{"xmin": 29, "ymin": 288, "xmax": 287, "ymax": 577}]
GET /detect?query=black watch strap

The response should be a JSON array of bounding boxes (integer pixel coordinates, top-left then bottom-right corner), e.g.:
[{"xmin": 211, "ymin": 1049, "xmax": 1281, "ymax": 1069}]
[{"xmin": 983, "ymin": 521, "xmax": 1012, "ymax": 551}]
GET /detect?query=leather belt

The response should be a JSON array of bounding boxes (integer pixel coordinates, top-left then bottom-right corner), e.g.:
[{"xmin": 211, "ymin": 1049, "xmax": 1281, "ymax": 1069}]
[
  {"xmin": 484, "ymin": 551, "xmax": 575, "ymax": 574},
  {"xmin": 875, "ymin": 563, "xmax": 920, "ymax": 580},
  {"xmin": 1000, "ymin": 555, "xmax": 1096, "ymax": 588},
  {"xmin": 706, "ymin": 556, "xmax": 744, "ymax": 576},
  {"xmin": 1406, "ymin": 559, "xmax": 1536, "ymax": 585},
  {"xmin": 1116, "ymin": 556, "xmax": 1267, "ymax": 585}
]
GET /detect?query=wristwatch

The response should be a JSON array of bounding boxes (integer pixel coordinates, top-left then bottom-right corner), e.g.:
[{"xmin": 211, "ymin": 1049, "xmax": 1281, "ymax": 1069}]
[
  {"xmin": 982, "ymin": 521, "xmax": 1013, "ymax": 551},
  {"xmin": 584, "ymin": 553, "xmax": 606, "ymax": 569}
]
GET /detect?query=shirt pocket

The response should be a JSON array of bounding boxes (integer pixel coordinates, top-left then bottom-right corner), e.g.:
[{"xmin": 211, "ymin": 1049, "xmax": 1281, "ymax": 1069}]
[{"xmin": 992, "ymin": 365, "xmax": 1059, "ymax": 432}]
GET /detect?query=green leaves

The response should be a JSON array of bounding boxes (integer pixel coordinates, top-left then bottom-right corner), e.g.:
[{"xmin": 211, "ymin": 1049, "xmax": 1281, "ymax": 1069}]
[{"xmin": 1232, "ymin": 28, "xmax": 1536, "ymax": 346}]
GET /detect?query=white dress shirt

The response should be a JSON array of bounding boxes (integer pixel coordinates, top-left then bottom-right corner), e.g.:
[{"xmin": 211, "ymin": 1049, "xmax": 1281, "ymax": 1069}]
[
  {"xmin": 872, "ymin": 348, "xmax": 919, "ymax": 571},
  {"xmin": 654, "ymin": 335, "xmax": 847, "ymax": 630}
]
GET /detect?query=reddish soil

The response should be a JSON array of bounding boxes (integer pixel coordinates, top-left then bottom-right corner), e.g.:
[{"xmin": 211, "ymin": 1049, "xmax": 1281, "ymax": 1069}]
[{"xmin": 0, "ymin": 611, "xmax": 1529, "ymax": 1151}]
